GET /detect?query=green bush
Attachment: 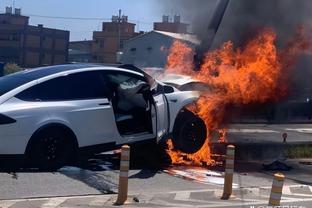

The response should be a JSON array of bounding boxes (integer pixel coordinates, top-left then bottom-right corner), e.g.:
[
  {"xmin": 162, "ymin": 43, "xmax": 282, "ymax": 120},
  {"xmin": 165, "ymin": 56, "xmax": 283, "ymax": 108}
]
[{"xmin": 3, "ymin": 63, "xmax": 22, "ymax": 75}]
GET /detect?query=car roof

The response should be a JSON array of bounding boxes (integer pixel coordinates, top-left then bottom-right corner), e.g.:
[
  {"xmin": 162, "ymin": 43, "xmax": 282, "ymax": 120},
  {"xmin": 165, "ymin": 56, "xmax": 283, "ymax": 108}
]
[
  {"xmin": 7, "ymin": 63, "xmax": 145, "ymax": 81},
  {"xmin": 0, "ymin": 64, "xmax": 147, "ymax": 97}
]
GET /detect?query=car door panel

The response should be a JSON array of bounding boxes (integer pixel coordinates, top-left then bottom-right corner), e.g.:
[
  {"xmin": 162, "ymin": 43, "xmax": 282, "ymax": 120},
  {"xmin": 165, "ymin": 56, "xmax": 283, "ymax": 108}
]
[
  {"xmin": 47, "ymin": 98, "xmax": 119, "ymax": 147},
  {"xmin": 153, "ymin": 93, "xmax": 169, "ymax": 141}
]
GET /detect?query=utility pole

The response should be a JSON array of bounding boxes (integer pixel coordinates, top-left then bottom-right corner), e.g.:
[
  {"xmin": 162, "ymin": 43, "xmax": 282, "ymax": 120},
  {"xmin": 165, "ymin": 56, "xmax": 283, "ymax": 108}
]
[{"xmin": 117, "ymin": 9, "xmax": 122, "ymax": 52}]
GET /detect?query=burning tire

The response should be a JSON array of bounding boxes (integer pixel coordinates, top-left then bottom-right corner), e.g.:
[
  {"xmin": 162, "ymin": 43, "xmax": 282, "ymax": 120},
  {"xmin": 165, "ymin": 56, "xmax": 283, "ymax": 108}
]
[{"xmin": 172, "ymin": 109, "xmax": 207, "ymax": 154}]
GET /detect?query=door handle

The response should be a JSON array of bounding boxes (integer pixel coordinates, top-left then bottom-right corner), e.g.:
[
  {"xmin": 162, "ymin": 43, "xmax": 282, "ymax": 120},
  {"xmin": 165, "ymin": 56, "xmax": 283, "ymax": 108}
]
[
  {"xmin": 170, "ymin": 99, "xmax": 178, "ymax": 103},
  {"xmin": 98, "ymin": 103, "xmax": 110, "ymax": 106}
]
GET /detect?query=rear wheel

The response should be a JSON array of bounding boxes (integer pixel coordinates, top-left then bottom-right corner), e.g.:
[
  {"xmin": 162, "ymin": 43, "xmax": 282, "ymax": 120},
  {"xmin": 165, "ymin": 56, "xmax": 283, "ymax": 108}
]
[
  {"xmin": 172, "ymin": 109, "xmax": 207, "ymax": 154},
  {"xmin": 27, "ymin": 128, "xmax": 77, "ymax": 170}
]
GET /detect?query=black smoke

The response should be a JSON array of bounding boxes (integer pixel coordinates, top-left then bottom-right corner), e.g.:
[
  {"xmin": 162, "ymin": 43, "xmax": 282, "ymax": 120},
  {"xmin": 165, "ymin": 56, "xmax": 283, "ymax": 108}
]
[
  {"xmin": 158, "ymin": 0, "xmax": 312, "ymax": 120},
  {"xmin": 212, "ymin": 0, "xmax": 312, "ymax": 48},
  {"xmin": 158, "ymin": 0, "xmax": 312, "ymax": 47}
]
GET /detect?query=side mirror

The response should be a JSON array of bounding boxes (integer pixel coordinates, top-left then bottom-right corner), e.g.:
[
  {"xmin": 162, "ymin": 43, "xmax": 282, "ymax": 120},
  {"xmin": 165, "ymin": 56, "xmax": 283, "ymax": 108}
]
[{"xmin": 164, "ymin": 85, "xmax": 175, "ymax": 94}]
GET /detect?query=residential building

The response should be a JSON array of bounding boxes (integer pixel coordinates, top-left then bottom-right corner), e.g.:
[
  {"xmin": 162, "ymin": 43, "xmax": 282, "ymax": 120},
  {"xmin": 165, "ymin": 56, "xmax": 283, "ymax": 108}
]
[
  {"xmin": 69, "ymin": 40, "xmax": 92, "ymax": 63},
  {"xmin": 92, "ymin": 12, "xmax": 138, "ymax": 64},
  {"xmin": 121, "ymin": 30, "xmax": 200, "ymax": 68},
  {"xmin": 0, "ymin": 7, "xmax": 69, "ymax": 67},
  {"xmin": 153, "ymin": 15, "xmax": 188, "ymax": 34}
]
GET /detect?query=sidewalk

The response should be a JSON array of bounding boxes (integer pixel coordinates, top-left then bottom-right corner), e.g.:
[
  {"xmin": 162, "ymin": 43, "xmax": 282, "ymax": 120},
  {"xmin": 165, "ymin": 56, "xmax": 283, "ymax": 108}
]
[{"xmin": 1, "ymin": 184, "xmax": 311, "ymax": 208}]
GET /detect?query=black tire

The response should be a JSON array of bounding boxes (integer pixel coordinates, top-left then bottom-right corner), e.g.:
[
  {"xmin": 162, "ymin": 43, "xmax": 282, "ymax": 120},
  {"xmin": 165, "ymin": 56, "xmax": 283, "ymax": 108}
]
[
  {"xmin": 27, "ymin": 127, "xmax": 77, "ymax": 171},
  {"xmin": 172, "ymin": 109, "xmax": 207, "ymax": 154}
]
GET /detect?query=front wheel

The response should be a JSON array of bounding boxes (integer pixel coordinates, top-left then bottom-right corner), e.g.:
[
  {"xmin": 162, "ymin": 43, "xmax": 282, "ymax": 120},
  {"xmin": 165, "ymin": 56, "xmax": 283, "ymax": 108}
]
[{"xmin": 172, "ymin": 109, "xmax": 207, "ymax": 154}]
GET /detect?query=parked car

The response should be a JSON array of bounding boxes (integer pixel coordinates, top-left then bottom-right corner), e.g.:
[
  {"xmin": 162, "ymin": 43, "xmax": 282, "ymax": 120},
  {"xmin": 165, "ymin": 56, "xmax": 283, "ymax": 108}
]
[
  {"xmin": 159, "ymin": 73, "xmax": 211, "ymax": 92},
  {"xmin": 0, "ymin": 64, "xmax": 206, "ymax": 169}
]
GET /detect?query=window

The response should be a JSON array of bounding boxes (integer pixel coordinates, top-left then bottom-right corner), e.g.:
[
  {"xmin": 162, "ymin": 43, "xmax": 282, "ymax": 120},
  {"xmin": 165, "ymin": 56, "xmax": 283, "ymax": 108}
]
[
  {"xmin": 119, "ymin": 40, "xmax": 124, "ymax": 49},
  {"xmin": 16, "ymin": 71, "xmax": 110, "ymax": 101},
  {"xmin": 100, "ymin": 40, "xmax": 105, "ymax": 48},
  {"xmin": 105, "ymin": 71, "xmax": 147, "ymax": 88},
  {"xmin": 0, "ymin": 76, "xmax": 29, "ymax": 97}
]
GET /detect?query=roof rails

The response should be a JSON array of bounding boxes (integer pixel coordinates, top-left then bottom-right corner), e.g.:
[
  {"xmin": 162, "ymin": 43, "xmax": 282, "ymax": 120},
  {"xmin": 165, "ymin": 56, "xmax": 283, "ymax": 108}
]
[
  {"xmin": 118, "ymin": 64, "xmax": 144, "ymax": 73},
  {"xmin": 67, "ymin": 62, "xmax": 145, "ymax": 74}
]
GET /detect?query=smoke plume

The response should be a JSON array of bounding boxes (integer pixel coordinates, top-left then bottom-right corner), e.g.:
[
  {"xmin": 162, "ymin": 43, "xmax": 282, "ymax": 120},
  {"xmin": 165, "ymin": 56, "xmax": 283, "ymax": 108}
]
[{"xmin": 159, "ymin": 0, "xmax": 312, "ymax": 99}]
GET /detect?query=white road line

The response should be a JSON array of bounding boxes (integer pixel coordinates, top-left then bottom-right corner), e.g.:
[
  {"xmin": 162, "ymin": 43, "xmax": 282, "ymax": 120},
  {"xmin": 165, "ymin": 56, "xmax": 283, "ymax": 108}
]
[
  {"xmin": 197, "ymin": 198, "xmax": 312, "ymax": 208},
  {"xmin": 285, "ymin": 128, "xmax": 312, "ymax": 133},
  {"xmin": 0, "ymin": 201, "xmax": 18, "ymax": 208},
  {"xmin": 88, "ymin": 196, "xmax": 111, "ymax": 206},
  {"xmin": 228, "ymin": 129, "xmax": 279, "ymax": 133},
  {"xmin": 41, "ymin": 198, "xmax": 66, "ymax": 208},
  {"xmin": 283, "ymin": 185, "xmax": 292, "ymax": 195},
  {"xmin": 174, "ymin": 192, "xmax": 191, "ymax": 201}
]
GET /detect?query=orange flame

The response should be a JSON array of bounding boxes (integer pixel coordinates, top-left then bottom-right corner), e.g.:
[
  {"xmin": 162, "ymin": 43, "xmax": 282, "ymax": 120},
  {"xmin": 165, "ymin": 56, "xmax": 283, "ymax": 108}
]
[
  {"xmin": 166, "ymin": 27, "xmax": 311, "ymax": 166},
  {"xmin": 166, "ymin": 138, "xmax": 215, "ymax": 166},
  {"xmin": 218, "ymin": 129, "xmax": 227, "ymax": 143}
]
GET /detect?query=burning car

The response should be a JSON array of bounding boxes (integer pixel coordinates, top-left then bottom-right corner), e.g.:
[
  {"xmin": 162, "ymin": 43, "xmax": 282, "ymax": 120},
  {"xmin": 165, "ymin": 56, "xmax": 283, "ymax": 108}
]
[
  {"xmin": 159, "ymin": 73, "xmax": 211, "ymax": 92},
  {"xmin": 0, "ymin": 64, "xmax": 206, "ymax": 169}
]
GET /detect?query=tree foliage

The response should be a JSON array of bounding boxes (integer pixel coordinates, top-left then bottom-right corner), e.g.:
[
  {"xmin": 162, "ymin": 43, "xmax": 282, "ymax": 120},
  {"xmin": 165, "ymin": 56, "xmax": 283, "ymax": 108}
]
[{"xmin": 3, "ymin": 63, "xmax": 22, "ymax": 75}]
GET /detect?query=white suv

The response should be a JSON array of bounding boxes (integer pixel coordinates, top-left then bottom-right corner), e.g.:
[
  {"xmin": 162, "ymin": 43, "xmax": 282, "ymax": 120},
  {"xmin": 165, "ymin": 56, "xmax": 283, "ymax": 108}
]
[{"xmin": 0, "ymin": 64, "xmax": 206, "ymax": 169}]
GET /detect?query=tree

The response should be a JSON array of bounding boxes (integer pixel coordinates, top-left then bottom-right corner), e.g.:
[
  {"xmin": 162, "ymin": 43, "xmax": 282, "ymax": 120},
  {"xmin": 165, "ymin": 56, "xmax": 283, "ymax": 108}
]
[{"xmin": 3, "ymin": 63, "xmax": 22, "ymax": 75}]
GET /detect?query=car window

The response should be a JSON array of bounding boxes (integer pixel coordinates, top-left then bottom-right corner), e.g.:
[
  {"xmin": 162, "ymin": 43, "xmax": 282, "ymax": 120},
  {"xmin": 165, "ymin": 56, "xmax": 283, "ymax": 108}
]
[
  {"xmin": 104, "ymin": 71, "xmax": 149, "ymax": 90},
  {"xmin": 107, "ymin": 73, "xmax": 145, "ymax": 90},
  {"xmin": 16, "ymin": 71, "xmax": 110, "ymax": 101},
  {"xmin": 0, "ymin": 75, "xmax": 29, "ymax": 97}
]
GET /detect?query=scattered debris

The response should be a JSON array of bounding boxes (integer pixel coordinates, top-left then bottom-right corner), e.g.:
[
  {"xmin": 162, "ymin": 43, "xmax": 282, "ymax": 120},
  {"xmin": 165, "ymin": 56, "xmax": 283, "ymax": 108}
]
[
  {"xmin": 299, "ymin": 161, "xmax": 312, "ymax": 165},
  {"xmin": 133, "ymin": 197, "xmax": 140, "ymax": 203},
  {"xmin": 262, "ymin": 160, "xmax": 292, "ymax": 171},
  {"xmin": 164, "ymin": 166, "xmax": 238, "ymax": 187}
]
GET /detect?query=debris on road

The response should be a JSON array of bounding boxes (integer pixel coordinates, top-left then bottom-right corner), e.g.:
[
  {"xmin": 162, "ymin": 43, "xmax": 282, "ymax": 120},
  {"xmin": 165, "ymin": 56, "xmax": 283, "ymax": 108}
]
[{"xmin": 262, "ymin": 160, "xmax": 292, "ymax": 171}]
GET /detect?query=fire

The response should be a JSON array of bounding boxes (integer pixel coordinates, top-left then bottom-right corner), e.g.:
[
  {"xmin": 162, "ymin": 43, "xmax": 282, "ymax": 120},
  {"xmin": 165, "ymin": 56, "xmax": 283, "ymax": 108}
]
[
  {"xmin": 218, "ymin": 129, "xmax": 227, "ymax": 143},
  {"xmin": 166, "ymin": 138, "xmax": 215, "ymax": 166},
  {"xmin": 166, "ymin": 40, "xmax": 195, "ymax": 76},
  {"xmin": 166, "ymin": 27, "xmax": 311, "ymax": 166}
]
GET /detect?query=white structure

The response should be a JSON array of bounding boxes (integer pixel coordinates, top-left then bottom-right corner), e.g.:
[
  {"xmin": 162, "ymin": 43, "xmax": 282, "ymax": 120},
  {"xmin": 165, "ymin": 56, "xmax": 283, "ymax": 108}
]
[{"xmin": 121, "ymin": 30, "xmax": 200, "ymax": 68}]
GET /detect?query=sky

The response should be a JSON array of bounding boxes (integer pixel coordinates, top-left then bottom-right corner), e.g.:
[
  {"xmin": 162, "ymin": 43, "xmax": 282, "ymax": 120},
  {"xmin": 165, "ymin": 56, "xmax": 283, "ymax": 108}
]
[{"xmin": 0, "ymin": 0, "xmax": 198, "ymax": 41}]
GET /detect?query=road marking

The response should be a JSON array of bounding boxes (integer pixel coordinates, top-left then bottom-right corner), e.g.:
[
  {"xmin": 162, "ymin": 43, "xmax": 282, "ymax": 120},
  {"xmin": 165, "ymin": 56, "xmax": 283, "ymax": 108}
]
[
  {"xmin": 283, "ymin": 185, "xmax": 292, "ymax": 195},
  {"xmin": 174, "ymin": 192, "xmax": 190, "ymax": 201},
  {"xmin": 88, "ymin": 196, "xmax": 111, "ymax": 206},
  {"xmin": 196, "ymin": 197, "xmax": 312, "ymax": 208},
  {"xmin": 285, "ymin": 128, "xmax": 312, "ymax": 133},
  {"xmin": 41, "ymin": 198, "xmax": 66, "ymax": 208},
  {"xmin": 0, "ymin": 201, "xmax": 18, "ymax": 208},
  {"xmin": 228, "ymin": 129, "xmax": 279, "ymax": 133}
]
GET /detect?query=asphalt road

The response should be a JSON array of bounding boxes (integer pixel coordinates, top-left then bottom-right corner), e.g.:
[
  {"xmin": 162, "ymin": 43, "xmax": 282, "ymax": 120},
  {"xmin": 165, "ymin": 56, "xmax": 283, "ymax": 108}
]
[{"xmin": 0, "ymin": 124, "xmax": 311, "ymax": 206}]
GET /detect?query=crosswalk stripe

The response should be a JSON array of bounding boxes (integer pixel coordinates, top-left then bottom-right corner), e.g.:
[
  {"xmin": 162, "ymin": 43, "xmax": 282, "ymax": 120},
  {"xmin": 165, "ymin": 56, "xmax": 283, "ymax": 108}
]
[
  {"xmin": 88, "ymin": 196, "xmax": 111, "ymax": 206},
  {"xmin": 174, "ymin": 192, "xmax": 190, "ymax": 201},
  {"xmin": 41, "ymin": 198, "xmax": 67, "ymax": 208},
  {"xmin": 0, "ymin": 201, "xmax": 18, "ymax": 208},
  {"xmin": 283, "ymin": 185, "xmax": 292, "ymax": 195}
]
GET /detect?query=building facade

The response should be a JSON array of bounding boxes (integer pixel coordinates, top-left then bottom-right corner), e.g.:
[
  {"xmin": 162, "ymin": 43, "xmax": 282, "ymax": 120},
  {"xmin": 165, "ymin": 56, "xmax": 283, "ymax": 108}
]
[
  {"xmin": 154, "ymin": 15, "xmax": 188, "ymax": 34},
  {"xmin": 0, "ymin": 7, "xmax": 69, "ymax": 67},
  {"xmin": 121, "ymin": 30, "xmax": 200, "ymax": 68},
  {"xmin": 92, "ymin": 14, "xmax": 138, "ymax": 64},
  {"xmin": 69, "ymin": 40, "xmax": 92, "ymax": 63}
]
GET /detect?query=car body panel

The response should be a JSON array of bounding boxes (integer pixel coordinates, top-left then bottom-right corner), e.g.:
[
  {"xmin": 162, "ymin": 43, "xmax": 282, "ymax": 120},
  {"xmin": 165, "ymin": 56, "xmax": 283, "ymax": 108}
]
[
  {"xmin": 0, "ymin": 97, "xmax": 49, "ymax": 154},
  {"xmin": 165, "ymin": 90, "xmax": 200, "ymax": 132},
  {"xmin": 153, "ymin": 93, "xmax": 169, "ymax": 141},
  {"xmin": 44, "ymin": 98, "xmax": 120, "ymax": 148}
]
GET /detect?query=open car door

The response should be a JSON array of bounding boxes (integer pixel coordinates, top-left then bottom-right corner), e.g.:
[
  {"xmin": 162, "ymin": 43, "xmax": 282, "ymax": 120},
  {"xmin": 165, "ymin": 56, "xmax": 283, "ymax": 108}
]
[{"xmin": 152, "ymin": 83, "xmax": 169, "ymax": 142}]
